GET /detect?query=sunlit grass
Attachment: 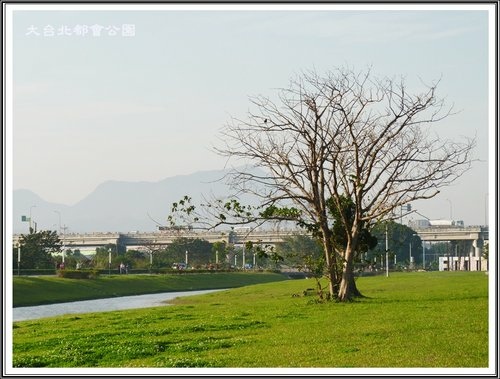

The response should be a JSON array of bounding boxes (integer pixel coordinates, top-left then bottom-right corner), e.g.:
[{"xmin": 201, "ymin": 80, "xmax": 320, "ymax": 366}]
[
  {"xmin": 12, "ymin": 272, "xmax": 488, "ymax": 368},
  {"xmin": 13, "ymin": 272, "xmax": 287, "ymax": 307}
]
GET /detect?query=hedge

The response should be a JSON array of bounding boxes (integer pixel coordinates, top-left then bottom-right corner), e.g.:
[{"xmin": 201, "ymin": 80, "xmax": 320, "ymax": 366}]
[{"xmin": 56, "ymin": 269, "xmax": 100, "ymax": 279}]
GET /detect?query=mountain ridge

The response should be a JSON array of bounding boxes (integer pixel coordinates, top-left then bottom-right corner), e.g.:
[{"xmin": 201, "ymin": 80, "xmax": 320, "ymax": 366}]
[{"xmin": 13, "ymin": 167, "xmax": 254, "ymax": 234}]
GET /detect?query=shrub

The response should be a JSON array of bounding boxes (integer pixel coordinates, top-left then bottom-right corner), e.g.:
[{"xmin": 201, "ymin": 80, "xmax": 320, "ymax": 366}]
[{"xmin": 56, "ymin": 269, "xmax": 100, "ymax": 279}]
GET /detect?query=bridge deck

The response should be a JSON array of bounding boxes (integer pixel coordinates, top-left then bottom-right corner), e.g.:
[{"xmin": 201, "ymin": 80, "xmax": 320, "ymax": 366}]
[{"xmin": 12, "ymin": 226, "xmax": 488, "ymax": 248}]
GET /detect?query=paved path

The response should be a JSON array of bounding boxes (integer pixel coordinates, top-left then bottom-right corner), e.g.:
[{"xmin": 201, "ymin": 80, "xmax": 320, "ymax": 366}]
[{"xmin": 12, "ymin": 289, "xmax": 225, "ymax": 322}]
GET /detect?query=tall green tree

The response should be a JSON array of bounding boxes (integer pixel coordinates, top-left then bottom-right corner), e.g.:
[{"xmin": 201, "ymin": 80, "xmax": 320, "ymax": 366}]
[
  {"xmin": 15, "ymin": 229, "xmax": 61, "ymax": 269},
  {"xmin": 158, "ymin": 238, "xmax": 212, "ymax": 268},
  {"xmin": 369, "ymin": 222, "xmax": 422, "ymax": 267},
  {"xmin": 275, "ymin": 234, "xmax": 323, "ymax": 269},
  {"xmin": 92, "ymin": 244, "xmax": 122, "ymax": 269}
]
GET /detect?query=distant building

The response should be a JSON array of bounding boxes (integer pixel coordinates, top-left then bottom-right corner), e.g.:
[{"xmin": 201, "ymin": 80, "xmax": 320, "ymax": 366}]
[{"xmin": 438, "ymin": 256, "xmax": 487, "ymax": 272}]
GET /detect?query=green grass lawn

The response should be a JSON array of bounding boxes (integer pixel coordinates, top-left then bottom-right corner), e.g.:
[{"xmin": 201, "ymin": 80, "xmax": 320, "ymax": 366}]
[
  {"xmin": 13, "ymin": 272, "xmax": 287, "ymax": 307},
  {"xmin": 12, "ymin": 271, "xmax": 489, "ymax": 368}
]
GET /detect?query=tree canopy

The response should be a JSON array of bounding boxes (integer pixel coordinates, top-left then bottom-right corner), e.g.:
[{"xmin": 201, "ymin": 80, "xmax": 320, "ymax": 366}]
[
  {"xmin": 15, "ymin": 229, "xmax": 61, "ymax": 269},
  {"xmin": 168, "ymin": 67, "xmax": 475, "ymax": 301}
]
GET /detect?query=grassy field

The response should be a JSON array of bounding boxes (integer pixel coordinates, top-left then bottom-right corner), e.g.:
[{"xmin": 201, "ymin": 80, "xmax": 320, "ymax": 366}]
[
  {"xmin": 13, "ymin": 272, "xmax": 287, "ymax": 307},
  {"xmin": 12, "ymin": 271, "xmax": 488, "ymax": 368}
]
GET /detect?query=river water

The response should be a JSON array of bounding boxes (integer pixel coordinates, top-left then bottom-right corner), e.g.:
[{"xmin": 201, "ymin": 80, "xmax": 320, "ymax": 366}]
[{"xmin": 13, "ymin": 289, "xmax": 225, "ymax": 322}]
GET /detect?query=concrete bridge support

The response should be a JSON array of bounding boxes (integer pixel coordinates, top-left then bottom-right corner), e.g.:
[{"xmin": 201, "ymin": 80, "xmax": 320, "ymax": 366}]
[{"xmin": 471, "ymin": 238, "xmax": 484, "ymax": 271}]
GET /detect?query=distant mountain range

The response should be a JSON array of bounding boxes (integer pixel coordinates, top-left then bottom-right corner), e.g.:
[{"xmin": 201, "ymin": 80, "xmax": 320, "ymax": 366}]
[{"xmin": 13, "ymin": 168, "xmax": 260, "ymax": 234}]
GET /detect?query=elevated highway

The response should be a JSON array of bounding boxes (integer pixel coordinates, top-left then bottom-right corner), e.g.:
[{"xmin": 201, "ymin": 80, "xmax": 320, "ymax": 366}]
[
  {"xmin": 413, "ymin": 226, "xmax": 488, "ymax": 259},
  {"xmin": 12, "ymin": 226, "xmax": 488, "ymax": 254},
  {"xmin": 12, "ymin": 229, "xmax": 303, "ymax": 250}
]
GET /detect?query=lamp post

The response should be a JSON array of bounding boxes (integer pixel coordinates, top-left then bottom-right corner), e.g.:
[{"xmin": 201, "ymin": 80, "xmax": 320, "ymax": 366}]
[
  {"xmin": 54, "ymin": 211, "xmax": 63, "ymax": 265},
  {"xmin": 385, "ymin": 224, "xmax": 389, "ymax": 277},
  {"xmin": 29, "ymin": 205, "xmax": 36, "ymax": 232},
  {"xmin": 149, "ymin": 240, "xmax": 156, "ymax": 274},
  {"xmin": 422, "ymin": 241, "xmax": 426, "ymax": 270},
  {"xmin": 17, "ymin": 243, "xmax": 21, "ymax": 276},
  {"xmin": 446, "ymin": 199, "xmax": 453, "ymax": 220},
  {"xmin": 400, "ymin": 204, "xmax": 412, "ymax": 225},
  {"xmin": 60, "ymin": 225, "xmax": 67, "ymax": 264},
  {"xmin": 410, "ymin": 233, "xmax": 418, "ymax": 270}
]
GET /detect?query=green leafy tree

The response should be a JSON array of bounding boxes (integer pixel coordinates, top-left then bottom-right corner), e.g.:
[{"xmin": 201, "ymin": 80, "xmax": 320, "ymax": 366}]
[
  {"xmin": 369, "ymin": 222, "xmax": 422, "ymax": 268},
  {"xmin": 55, "ymin": 248, "xmax": 89, "ymax": 269},
  {"xmin": 91, "ymin": 244, "xmax": 122, "ymax": 270},
  {"xmin": 124, "ymin": 249, "xmax": 150, "ymax": 269},
  {"xmin": 275, "ymin": 234, "xmax": 323, "ymax": 269},
  {"xmin": 483, "ymin": 242, "xmax": 489, "ymax": 260},
  {"xmin": 15, "ymin": 229, "xmax": 61, "ymax": 269},
  {"xmin": 158, "ymin": 238, "xmax": 212, "ymax": 268},
  {"xmin": 212, "ymin": 240, "xmax": 229, "ymax": 268}
]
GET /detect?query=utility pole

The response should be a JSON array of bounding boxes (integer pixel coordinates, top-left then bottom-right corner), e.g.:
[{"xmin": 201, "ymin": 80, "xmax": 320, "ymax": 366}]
[
  {"xmin": 29, "ymin": 205, "xmax": 36, "ymax": 232},
  {"xmin": 17, "ymin": 243, "xmax": 21, "ymax": 276},
  {"xmin": 61, "ymin": 225, "xmax": 68, "ymax": 263},
  {"xmin": 423, "ymin": 241, "xmax": 426, "ymax": 270},
  {"xmin": 385, "ymin": 224, "xmax": 389, "ymax": 277}
]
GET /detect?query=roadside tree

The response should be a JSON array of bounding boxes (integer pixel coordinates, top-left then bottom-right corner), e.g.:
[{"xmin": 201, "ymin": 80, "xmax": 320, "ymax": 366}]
[{"xmin": 15, "ymin": 229, "xmax": 61, "ymax": 269}]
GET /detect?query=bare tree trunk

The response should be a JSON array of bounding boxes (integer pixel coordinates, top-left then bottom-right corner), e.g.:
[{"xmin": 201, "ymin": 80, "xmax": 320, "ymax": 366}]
[
  {"xmin": 320, "ymin": 226, "xmax": 338, "ymax": 300},
  {"xmin": 338, "ymin": 245, "xmax": 363, "ymax": 301}
]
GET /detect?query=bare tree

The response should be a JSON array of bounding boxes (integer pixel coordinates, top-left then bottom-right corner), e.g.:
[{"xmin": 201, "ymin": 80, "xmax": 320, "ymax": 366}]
[{"xmin": 171, "ymin": 67, "xmax": 475, "ymax": 301}]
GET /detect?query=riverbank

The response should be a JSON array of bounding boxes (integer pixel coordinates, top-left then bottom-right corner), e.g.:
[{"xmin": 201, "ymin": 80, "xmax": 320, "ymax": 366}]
[
  {"xmin": 13, "ymin": 289, "xmax": 226, "ymax": 321},
  {"xmin": 12, "ymin": 272, "xmax": 489, "ymax": 368},
  {"xmin": 13, "ymin": 272, "xmax": 287, "ymax": 307}
]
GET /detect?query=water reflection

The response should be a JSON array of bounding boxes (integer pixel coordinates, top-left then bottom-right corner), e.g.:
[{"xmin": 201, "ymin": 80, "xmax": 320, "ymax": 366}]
[{"xmin": 13, "ymin": 289, "xmax": 225, "ymax": 322}]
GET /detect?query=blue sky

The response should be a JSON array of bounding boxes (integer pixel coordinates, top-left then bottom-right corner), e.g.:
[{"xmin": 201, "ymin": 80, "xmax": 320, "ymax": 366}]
[{"xmin": 9, "ymin": 4, "xmax": 493, "ymax": 226}]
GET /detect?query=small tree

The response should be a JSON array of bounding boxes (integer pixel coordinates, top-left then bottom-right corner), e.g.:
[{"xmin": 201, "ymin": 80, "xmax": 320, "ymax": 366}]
[
  {"xmin": 275, "ymin": 234, "xmax": 323, "ymax": 269},
  {"xmin": 15, "ymin": 229, "xmax": 61, "ymax": 269},
  {"xmin": 92, "ymin": 244, "xmax": 120, "ymax": 270}
]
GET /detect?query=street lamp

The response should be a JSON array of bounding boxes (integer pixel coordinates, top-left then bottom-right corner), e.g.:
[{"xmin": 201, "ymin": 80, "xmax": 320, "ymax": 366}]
[
  {"xmin": 410, "ymin": 234, "xmax": 417, "ymax": 269},
  {"xmin": 385, "ymin": 223, "xmax": 389, "ymax": 277},
  {"xmin": 400, "ymin": 204, "xmax": 412, "ymax": 225},
  {"xmin": 17, "ymin": 242, "xmax": 21, "ymax": 276},
  {"xmin": 422, "ymin": 240, "xmax": 426, "ymax": 270},
  {"xmin": 446, "ymin": 199, "xmax": 453, "ymax": 220},
  {"xmin": 29, "ymin": 205, "xmax": 36, "ymax": 232},
  {"xmin": 54, "ymin": 211, "xmax": 64, "ymax": 265}
]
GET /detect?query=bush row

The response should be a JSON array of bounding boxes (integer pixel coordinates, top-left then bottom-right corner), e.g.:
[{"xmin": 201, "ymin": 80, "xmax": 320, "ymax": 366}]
[
  {"xmin": 13, "ymin": 268, "xmax": 278, "ymax": 277},
  {"xmin": 56, "ymin": 269, "xmax": 100, "ymax": 279}
]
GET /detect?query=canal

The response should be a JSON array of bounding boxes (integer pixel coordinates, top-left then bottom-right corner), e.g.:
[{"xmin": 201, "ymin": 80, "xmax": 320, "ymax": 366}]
[{"xmin": 12, "ymin": 289, "xmax": 225, "ymax": 322}]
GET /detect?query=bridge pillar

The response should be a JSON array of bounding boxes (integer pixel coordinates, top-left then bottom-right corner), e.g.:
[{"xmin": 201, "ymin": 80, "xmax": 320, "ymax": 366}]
[{"xmin": 473, "ymin": 238, "xmax": 483, "ymax": 258}]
